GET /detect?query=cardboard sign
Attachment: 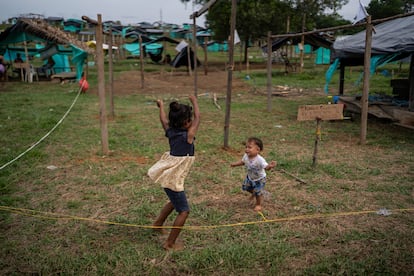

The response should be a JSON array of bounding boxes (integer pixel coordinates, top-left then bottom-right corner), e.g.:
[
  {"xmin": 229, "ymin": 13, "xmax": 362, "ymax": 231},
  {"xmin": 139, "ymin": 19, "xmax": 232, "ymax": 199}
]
[
  {"xmin": 175, "ymin": 40, "xmax": 188, "ymax": 52},
  {"xmin": 297, "ymin": 104, "xmax": 344, "ymax": 121}
]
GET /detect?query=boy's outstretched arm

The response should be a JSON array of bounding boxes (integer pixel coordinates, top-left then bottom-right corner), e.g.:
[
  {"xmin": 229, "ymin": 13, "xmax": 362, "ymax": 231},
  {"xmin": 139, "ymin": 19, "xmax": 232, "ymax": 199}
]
[
  {"xmin": 265, "ymin": 161, "xmax": 277, "ymax": 170},
  {"xmin": 187, "ymin": 95, "xmax": 200, "ymax": 144},
  {"xmin": 231, "ymin": 160, "xmax": 244, "ymax": 167},
  {"xmin": 156, "ymin": 99, "xmax": 168, "ymax": 131}
]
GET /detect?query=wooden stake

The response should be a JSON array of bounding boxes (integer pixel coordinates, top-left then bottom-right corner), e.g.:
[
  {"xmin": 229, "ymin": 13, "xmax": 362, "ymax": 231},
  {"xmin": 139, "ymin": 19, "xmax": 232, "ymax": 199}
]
[
  {"xmin": 23, "ymin": 41, "xmax": 29, "ymax": 82},
  {"xmin": 187, "ymin": 43, "xmax": 192, "ymax": 76},
  {"xmin": 266, "ymin": 31, "xmax": 272, "ymax": 112},
  {"xmin": 108, "ymin": 26, "xmax": 114, "ymax": 118},
  {"xmin": 96, "ymin": 14, "xmax": 109, "ymax": 155},
  {"xmin": 409, "ymin": 54, "xmax": 414, "ymax": 111},
  {"xmin": 299, "ymin": 13, "xmax": 306, "ymax": 73},
  {"xmin": 193, "ymin": 15, "xmax": 198, "ymax": 96},
  {"xmin": 360, "ymin": 16, "xmax": 372, "ymax": 145},
  {"xmin": 204, "ymin": 36, "xmax": 208, "ymax": 75},
  {"xmin": 139, "ymin": 35, "xmax": 144, "ymax": 89},
  {"xmin": 312, "ymin": 118, "xmax": 322, "ymax": 167},
  {"xmin": 223, "ymin": 0, "xmax": 237, "ymax": 149}
]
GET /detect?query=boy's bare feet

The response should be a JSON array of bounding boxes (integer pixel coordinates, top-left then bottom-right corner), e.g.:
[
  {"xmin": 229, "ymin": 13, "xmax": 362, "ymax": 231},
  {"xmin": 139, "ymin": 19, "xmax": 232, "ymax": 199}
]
[
  {"xmin": 248, "ymin": 193, "xmax": 255, "ymax": 205},
  {"xmin": 254, "ymin": 205, "xmax": 262, "ymax": 212}
]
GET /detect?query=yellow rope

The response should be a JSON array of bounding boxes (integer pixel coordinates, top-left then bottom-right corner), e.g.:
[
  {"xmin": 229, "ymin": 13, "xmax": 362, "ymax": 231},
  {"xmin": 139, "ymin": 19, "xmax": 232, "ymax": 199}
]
[{"xmin": 0, "ymin": 205, "xmax": 413, "ymax": 231}]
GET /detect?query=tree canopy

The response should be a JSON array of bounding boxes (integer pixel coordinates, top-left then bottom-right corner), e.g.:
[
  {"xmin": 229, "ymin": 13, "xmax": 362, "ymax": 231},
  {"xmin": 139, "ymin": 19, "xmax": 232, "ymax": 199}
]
[
  {"xmin": 181, "ymin": 0, "xmax": 349, "ymax": 42},
  {"xmin": 366, "ymin": 0, "xmax": 414, "ymax": 19}
]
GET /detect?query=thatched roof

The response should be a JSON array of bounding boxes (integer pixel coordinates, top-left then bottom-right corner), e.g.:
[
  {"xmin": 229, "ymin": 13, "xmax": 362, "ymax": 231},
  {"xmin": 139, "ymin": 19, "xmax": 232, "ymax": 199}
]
[{"xmin": 0, "ymin": 18, "xmax": 93, "ymax": 54}]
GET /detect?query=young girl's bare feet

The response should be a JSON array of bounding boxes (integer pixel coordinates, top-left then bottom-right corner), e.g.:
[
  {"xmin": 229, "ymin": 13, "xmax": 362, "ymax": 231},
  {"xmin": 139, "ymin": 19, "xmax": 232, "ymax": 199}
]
[
  {"xmin": 153, "ymin": 227, "xmax": 168, "ymax": 235},
  {"xmin": 163, "ymin": 239, "xmax": 184, "ymax": 251}
]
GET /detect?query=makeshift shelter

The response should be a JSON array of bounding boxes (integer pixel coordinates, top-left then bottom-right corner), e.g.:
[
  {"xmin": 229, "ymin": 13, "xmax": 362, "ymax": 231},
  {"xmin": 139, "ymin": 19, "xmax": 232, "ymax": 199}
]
[
  {"xmin": 327, "ymin": 14, "xmax": 414, "ymax": 92},
  {"xmin": 170, "ymin": 46, "xmax": 201, "ymax": 69},
  {"xmin": 0, "ymin": 18, "xmax": 92, "ymax": 81},
  {"xmin": 123, "ymin": 36, "xmax": 179, "ymax": 63},
  {"xmin": 261, "ymin": 33, "xmax": 334, "ymax": 69},
  {"xmin": 63, "ymin": 18, "xmax": 84, "ymax": 33},
  {"xmin": 325, "ymin": 14, "xmax": 414, "ymax": 126},
  {"xmin": 262, "ymin": 33, "xmax": 334, "ymax": 53}
]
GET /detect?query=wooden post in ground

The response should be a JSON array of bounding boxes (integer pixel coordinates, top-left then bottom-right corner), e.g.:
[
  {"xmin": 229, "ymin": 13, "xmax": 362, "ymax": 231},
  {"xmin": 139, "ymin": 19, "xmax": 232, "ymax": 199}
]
[
  {"xmin": 312, "ymin": 118, "xmax": 322, "ymax": 167},
  {"xmin": 204, "ymin": 36, "xmax": 208, "ymax": 75},
  {"xmin": 23, "ymin": 42, "xmax": 29, "ymax": 82},
  {"xmin": 187, "ymin": 43, "xmax": 192, "ymax": 76},
  {"xmin": 108, "ymin": 26, "xmax": 115, "ymax": 118},
  {"xmin": 360, "ymin": 16, "xmax": 373, "ymax": 145},
  {"xmin": 409, "ymin": 54, "xmax": 414, "ymax": 111},
  {"xmin": 339, "ymin": 62, "xmax": 345, "ymax": 95},
  {"xmin": 223, "ymin": 0, "xmax": 237, "ymax": 149},
  {"xmin": 297, "ymin": 104, "xmax": 344, "ymax": 167},
  {"xmin": 139, "ymin": 35, "xmax": 144, "ymax": 89},
  {"xmin": 193, "ymin": 15, "xmax": 198, "ymax": 96},
  {"xmin": 246, "ymin": 42, "xmax": 250, "ymax": 75},
  {"xmin": 299, "ymin": 13, "xmax": 306, "ymax": 73},
  {"xmin": 96, "ymin": 14, "xmax": 109, "ymax": 155},
  {"xmin": 266, "ymin": 31, "xmax": 272, "ymax": 112}
]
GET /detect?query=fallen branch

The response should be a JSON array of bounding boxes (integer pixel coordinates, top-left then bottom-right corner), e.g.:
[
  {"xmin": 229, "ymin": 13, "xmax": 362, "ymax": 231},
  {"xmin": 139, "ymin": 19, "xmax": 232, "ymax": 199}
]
[
  {"xmin": 278, "ymin": 169, "xmax": 307, "ymax": 184},
  {"xmin": 213, "ymin": 93, "xmax": 221, "ymax": 109}
]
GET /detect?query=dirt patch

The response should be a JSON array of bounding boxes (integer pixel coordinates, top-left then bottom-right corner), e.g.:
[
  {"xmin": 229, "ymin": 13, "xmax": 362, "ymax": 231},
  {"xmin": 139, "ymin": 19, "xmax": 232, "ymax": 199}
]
[{"xmin": 89, "ymin": 69, "xmax": 252, "ymax": 96}]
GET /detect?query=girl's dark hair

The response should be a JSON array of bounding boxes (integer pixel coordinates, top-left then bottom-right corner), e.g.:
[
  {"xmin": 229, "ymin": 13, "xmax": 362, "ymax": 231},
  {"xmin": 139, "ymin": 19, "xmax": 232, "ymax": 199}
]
[
  {"xmin": 168, "ymin": 101, "xmax": 192, "ymax": 128},
  {"xmin": 247, "ymin": 137, "xmax": 263, "ymax": 151}
]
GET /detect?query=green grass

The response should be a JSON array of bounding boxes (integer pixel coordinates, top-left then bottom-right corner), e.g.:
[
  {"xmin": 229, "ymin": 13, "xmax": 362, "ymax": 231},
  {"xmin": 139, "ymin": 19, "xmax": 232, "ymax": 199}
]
[{"xmin": 0, "ymin": 57, "xmax": 413, "ymax": 275}]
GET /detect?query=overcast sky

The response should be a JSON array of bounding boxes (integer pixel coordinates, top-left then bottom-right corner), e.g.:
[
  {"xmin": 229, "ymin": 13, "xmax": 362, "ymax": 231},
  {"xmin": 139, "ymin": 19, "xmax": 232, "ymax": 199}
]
[{"xmin": 1, "ymin": 0, "xmax": 369, "ymax": 26}]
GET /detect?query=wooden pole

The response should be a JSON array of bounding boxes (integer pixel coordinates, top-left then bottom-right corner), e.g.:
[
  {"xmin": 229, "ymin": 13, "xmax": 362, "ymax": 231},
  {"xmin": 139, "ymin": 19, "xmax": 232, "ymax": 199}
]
[
  {"xmin": 299, "ymin": 13, "xmax": 306, "ymax": 73},
  {"xmin": 266, "ymin": 31, "xmax": 272, "ymax": 112},
  {"xmin": 238, "ymin": 40, "xmax": 242, "ymax": 73},
  {"xmin": 204, "ymin": 36, "xmax": 208, "ymax": 75},
  {"xmin": 409, "ymin": 54, "xmax": 414, "ymax": 111},
  {"xmin": 223, "ymin": 0, "xmax": 237, "ymax": 149},
  {"xmin": 23, "ymin": 41, "xmax": 29, "ymax": 82},
  {"xmin": 187, "ymin": 43, "xmax": 192, "ymax": 76},
  {"xmin": 339, "ymin": 62, "xmax": 345, "ymax": 95},
  {"xmin": 360, "ymin": 16, "xmax": 373, "ymax": 145},
  {"xmin": 139, "ymin": 35, "xmax": 144, "ymax": 89},
  {"xmin": 96, "ymin": 14, "xmax": 109, "ymax": 155},
  {"xmin": 312, "ymin": 118, "xmax": 322, "ymax": 167},
  {"xmin": 246, "ymin": 42, "xmax": 250, "ymax": 75},
  {"xmin": 193, "ymin": 16, "xmax": 198, "ymax": 96},
  {"xmin": 108, "ymin": 26, "xmax": 115, "ymax": 118},
  {"xmin": 286, "ymin": 16, "xmax": 290, "ymax": 62}
]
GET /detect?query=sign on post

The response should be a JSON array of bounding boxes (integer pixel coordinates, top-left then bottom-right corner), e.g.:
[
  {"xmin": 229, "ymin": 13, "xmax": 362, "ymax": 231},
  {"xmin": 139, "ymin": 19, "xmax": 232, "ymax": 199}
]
[
  {"xmin": 297, "ymin": 104, "xmax": 344, "ymax": 121},
  {"xmin": 297, "ymin": 104, "xmax": 344, "ymax": 167}
]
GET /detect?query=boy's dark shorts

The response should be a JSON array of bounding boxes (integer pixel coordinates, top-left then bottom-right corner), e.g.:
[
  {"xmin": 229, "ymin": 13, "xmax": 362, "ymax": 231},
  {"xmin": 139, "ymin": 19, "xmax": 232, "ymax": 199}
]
[
  {"xmin": 242, "ymin": 176, "xmax": 266, "ymax": 196},
  {"xmin": 164, "ymin": 188, "xmax": 190, "ymax": 213}
]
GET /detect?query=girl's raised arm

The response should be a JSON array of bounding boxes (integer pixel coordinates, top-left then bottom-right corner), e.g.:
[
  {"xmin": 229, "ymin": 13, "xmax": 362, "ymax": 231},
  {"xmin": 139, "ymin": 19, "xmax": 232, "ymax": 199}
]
[
  {"xmin": 157, "ymin": 99, "xmax": 168, "ymax": 131},
  {"xmin": 187, "ymin": 95, "xmax": 200, "ymax": 144}
]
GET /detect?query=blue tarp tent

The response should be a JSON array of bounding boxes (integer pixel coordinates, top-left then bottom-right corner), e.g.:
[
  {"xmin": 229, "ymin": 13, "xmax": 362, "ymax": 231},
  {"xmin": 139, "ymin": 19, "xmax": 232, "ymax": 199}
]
[{"xmin": 325, "ymin": 14, "xmax": 414, "ymax": 95}]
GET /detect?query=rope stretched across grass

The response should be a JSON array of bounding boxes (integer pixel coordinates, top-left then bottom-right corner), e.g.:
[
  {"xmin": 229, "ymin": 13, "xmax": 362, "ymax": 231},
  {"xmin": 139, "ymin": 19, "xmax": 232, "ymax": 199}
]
[
  {"xmin": 0, "ymin": 205, "xmax": 412, "ymax": 230},
  {"xmin": 0, "ymin": 83, "xmax": 85, "ymax": 171}
]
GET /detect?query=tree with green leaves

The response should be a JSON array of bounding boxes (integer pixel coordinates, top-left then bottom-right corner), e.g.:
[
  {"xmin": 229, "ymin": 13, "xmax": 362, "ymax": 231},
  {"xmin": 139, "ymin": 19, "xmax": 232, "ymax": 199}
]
[
  {"xmin": 180, "ymin": 0, "xmax": 350, "ymax": 61},
  {"xmin": 366, "ymin": 0, "xmax": 414, "ymax": 20}
]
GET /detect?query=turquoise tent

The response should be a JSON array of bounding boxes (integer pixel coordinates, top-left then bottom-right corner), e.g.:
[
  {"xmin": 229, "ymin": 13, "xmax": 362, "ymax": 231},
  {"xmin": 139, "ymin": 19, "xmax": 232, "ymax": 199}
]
[
  {"xmin": 0, "ymin": 18, "xmax": 90, "ymax": 80},
  {"xmin": 207, "ymin": 42, "xmax": 228, "ymax": 52},
  {"xmin": 295, "ymin": 44, "xmax": 312, "ymax": 54},
  {"xmin": 315, "ymin": 47, "xmax": 331, "ymax": 65},
  {"xmin": 123, "ymin": 43, "xmax": 163, "ymax": 56}
]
